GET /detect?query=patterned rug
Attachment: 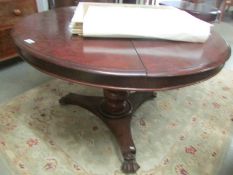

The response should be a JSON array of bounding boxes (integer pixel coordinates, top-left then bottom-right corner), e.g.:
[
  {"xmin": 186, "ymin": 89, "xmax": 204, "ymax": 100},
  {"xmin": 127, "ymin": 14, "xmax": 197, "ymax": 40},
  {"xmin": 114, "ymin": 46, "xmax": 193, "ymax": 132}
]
[{"xmin": 0, "ymin": 70, "xmax": 233, "ymax": 175}]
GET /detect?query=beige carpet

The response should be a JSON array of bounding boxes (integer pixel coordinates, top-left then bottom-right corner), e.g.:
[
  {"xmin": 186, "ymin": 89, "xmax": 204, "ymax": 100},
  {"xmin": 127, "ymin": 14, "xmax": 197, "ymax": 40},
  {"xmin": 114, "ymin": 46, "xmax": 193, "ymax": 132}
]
[{"xmin": 0, "ymin": 70, "xmax": 233, "ymax": 175}]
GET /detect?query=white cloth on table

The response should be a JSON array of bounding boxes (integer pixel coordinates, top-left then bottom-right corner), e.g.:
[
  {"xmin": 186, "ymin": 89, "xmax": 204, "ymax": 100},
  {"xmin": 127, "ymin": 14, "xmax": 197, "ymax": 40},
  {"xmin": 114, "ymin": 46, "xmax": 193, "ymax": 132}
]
[{"xmin": 70, "ymin": 3, "xmax": 212, "ymax": 43}]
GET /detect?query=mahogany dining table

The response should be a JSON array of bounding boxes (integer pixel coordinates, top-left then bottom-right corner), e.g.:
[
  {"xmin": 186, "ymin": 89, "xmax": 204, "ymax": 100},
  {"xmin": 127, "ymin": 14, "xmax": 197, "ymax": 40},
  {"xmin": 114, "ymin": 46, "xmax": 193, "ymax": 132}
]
[{"xmin": 12, "ymin": 6, "xmax": 231, "ymax": 173}]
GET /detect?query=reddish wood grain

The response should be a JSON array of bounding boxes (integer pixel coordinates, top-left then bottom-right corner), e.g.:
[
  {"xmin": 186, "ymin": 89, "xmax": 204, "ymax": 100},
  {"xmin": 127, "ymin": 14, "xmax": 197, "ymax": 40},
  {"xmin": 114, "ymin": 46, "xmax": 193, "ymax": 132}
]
[
  {"xmin": 11, "ymin": 6, "xmax": 230, "ymax": 174},
  {"xmin": 0, "ymin": 0, "xmax": 37, "ymax": 61},
  {"xmin": 12, "ymin": 7, "xmax": 231, "ymax": 90},
  {"xmin": 132, "ymin": 32, "xmax": 230, "ymax": 76}
]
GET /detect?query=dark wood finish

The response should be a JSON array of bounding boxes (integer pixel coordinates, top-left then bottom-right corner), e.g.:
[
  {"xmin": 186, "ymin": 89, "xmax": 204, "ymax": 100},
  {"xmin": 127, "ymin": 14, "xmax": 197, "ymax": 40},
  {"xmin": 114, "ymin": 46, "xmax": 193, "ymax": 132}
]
[
  {"xmin": 59, "ymin": 90, "xmax": 156, "ymax": 173},
  {"xmin": 0, "ymin": 27, "xmax": 18, "ymax": 61},
  {"xmin": 0, "ymin": 0, "xmax": 37, "ymax": 62},
  {"xmin": 12, "ymin": 7, "xmax": 230, "ymax": 91},
  {"xmin": 12, "ymin": 7, "xmax": 231, "ymax": 173},
  {"xmin": 160, "ymin": 0, "xmax": 220, "ymax": 22}
]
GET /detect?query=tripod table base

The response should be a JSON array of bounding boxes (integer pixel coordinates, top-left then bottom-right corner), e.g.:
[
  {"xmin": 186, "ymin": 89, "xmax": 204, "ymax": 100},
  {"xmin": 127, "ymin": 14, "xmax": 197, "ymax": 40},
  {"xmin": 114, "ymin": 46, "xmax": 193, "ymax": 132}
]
[{"xmin": 59, "ymin": 89, "xmax": 156, "ymax": 173}]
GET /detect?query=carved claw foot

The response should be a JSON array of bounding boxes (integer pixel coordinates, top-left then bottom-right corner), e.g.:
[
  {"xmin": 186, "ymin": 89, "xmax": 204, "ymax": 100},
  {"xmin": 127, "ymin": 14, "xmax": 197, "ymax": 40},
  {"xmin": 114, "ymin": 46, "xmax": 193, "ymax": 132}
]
[
  {"xmin": 152, "ymin": 91, "xmax": 157, "ymax": 98},
  {"xmin": 122, "ymin": 151, "xmax": 140, "ymax": 173},
  {"xmin": 59, "ymin": 93, "xmax": 72, "ymax": 105},
  {"xmin": 59, "ymin": 99, "xmax": 66, "ymax": 105},
  {"xmin": 59, "ymin": 90, "xmax": 157, "ymax": 173}
]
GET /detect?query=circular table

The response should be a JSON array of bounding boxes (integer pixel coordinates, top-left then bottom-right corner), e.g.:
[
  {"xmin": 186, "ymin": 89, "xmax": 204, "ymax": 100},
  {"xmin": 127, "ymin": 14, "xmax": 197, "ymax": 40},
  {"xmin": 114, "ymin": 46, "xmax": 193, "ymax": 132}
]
[{"xmin": 12, "ymin": 7, "xmax": 231, "ymax": 173}]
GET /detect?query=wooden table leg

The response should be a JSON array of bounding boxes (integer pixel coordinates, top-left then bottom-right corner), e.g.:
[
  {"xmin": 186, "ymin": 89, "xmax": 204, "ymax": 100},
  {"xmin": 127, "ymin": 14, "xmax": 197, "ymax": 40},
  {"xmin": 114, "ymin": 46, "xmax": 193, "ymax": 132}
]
[{"xmin": 59, "ymin": 89, "xmax": 156, "ymax": 173}]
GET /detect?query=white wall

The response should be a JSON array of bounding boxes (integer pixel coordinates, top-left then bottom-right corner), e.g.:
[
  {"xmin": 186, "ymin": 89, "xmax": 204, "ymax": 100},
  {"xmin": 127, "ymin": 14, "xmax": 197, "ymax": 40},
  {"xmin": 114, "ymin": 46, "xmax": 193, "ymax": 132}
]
[{"xmin": 36, "ymin": 0, "xmax": 49, "ymax": 12}]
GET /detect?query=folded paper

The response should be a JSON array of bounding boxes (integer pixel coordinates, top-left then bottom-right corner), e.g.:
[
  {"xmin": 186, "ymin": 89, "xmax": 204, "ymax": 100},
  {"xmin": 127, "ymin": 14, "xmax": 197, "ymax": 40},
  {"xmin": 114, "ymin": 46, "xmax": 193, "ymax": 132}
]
[{"xmin": 70, "ymin": 2, "xmax": 212, "ymax": 43}]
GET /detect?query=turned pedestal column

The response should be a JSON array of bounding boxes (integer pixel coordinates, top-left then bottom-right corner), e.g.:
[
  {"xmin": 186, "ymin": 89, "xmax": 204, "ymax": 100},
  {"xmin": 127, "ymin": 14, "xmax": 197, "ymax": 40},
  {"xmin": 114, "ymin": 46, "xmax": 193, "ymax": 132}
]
[{"xmin": 59, "ymin": 89, "xmax": 156, "ymax": 173}]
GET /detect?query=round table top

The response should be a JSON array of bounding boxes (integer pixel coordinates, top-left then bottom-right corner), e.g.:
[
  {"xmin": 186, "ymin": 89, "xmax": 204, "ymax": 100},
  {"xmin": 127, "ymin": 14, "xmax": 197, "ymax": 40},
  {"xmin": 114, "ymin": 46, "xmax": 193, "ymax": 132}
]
[{"xmin": 12, "ymin": 7, "xmax": 231, "ymax": 91}]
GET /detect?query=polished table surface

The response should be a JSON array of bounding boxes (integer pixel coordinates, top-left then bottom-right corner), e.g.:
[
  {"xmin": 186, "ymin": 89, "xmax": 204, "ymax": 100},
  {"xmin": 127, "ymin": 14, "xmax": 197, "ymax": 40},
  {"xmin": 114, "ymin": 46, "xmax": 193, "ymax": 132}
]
[
  {"xmin": 12, "ymin": 7, "xmax": 230, "ymax": 91},
  {"xmin": 12, "ymin": 7, "xmax": 231, "ymax": 173}
]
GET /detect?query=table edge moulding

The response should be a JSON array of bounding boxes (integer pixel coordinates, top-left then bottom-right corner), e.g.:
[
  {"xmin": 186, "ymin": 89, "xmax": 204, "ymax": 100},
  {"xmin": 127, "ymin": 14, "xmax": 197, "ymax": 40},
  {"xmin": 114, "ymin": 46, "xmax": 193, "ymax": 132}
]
[{"xmin": 12, "ymin": 6, "xmax": 231, "ymax": 174}]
